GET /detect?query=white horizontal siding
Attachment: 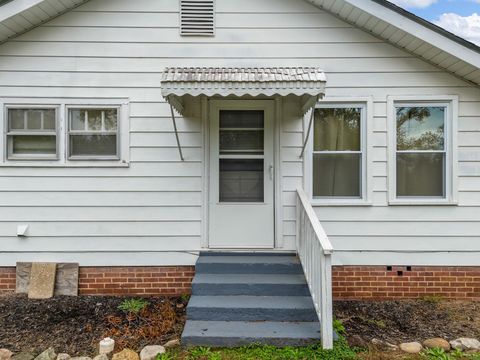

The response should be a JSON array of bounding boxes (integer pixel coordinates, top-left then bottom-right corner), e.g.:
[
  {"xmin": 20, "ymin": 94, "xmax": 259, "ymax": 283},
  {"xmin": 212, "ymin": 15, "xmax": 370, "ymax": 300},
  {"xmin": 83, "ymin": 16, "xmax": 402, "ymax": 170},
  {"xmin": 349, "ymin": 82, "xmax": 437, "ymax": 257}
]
[{"xmin": 0, "ymin": 0, "xmax": 478, "ymax": 266}]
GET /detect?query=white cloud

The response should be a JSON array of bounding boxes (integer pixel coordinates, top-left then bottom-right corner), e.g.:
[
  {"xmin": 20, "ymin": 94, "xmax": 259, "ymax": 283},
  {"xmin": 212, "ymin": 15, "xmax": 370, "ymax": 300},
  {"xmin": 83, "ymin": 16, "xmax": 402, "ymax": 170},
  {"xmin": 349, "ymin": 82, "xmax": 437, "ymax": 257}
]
[
  {"xmin": 389, "ymin": 0, "xmax": 438, "ymax": 8},
  {"xmin": 434, "ymin": 12, "xmax": 480, "ymax": 45}
]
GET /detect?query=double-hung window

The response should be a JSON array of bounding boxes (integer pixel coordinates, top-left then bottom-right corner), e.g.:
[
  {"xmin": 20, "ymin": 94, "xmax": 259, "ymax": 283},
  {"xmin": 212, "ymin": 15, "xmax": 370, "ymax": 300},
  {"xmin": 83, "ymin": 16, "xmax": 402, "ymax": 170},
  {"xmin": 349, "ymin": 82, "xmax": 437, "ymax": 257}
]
[
  {"xmin": 395, "ymin": 104, "xmax": 447, "ymax": 198},
  {"xmin": 389, "ymin": 97, "xmax": 457, "ymax": 204},
  {"xmin": 312, "ymin": 105, "xmax": 365, "ymax": 199},
  {"xmin": 6, "ymin": 107, "xmax": 57, "ymax": 160},
  {"xmin": 68, "ymin": 108, "xmax": 119, "ymax": 159}
]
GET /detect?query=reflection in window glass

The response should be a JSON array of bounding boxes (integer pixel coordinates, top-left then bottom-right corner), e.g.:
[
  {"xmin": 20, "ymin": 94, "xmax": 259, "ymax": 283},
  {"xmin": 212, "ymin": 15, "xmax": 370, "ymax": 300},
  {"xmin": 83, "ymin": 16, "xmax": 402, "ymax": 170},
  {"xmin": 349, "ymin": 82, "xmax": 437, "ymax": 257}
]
[
  {"xmin": 396, "ymin": 107, "xmax": 445, "ymax": 151},
  {"xmin": 395, "ymin": 105, "xmax": 447, "ymax": 198},
  {"xmin": 68, "ymin": 108, "xmax": 118, "ymax": 158}
]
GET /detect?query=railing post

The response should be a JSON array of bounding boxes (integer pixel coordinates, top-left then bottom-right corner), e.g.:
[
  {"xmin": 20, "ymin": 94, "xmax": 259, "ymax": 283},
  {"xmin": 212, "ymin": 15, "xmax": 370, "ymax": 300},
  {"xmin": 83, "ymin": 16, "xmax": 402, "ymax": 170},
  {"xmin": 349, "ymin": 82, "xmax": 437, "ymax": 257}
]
[{"xmin": 321, "ymin": 253, "xmax": 333, "ymax": 349}]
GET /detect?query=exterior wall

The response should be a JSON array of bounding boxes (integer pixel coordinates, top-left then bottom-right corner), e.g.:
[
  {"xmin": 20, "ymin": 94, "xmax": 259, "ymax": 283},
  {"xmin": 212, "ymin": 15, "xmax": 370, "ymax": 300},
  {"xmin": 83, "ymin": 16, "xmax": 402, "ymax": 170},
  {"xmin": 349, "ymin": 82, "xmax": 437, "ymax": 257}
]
[
  {"xmin": 333, "ymin": 266, "xmax": 480, "ymax": 300},
  {"xmin": 0, "ymin": 0, "xmax": 478, "ymax": 266},
  {"xmin": 0, "ymin": 266, "xmax": 195, "ymax": 296}
]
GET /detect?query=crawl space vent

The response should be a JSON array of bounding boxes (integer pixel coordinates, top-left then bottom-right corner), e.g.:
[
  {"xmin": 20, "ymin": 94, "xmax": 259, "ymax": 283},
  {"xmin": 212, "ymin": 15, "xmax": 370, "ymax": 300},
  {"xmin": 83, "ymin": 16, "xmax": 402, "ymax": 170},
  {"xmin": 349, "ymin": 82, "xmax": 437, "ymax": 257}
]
[{"xmin": 180, "ymin": 0, "xmax": 215, "ymax": 36}]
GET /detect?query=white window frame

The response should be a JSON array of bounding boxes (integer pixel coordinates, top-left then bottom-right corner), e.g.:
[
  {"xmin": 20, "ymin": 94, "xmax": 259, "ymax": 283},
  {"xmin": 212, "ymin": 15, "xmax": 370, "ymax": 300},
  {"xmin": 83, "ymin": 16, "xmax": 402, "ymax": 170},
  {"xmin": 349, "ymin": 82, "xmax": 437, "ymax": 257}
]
[
  {"xmin": 4, "ymin": 105, "xmax": 59, "ymax": 161},
  {"xmin": 67, "ymin": 106, "xmax": 121, "ymax": 161},
  {"xmin": 387, "ymin": 95, "xmax": 458, "ymax": 205},
  {"xmin": 305, "ymin": 97, "xmax": 373, "ymax": 206},
  {"xmin": 0, "ymin": 98, "xmax": 130, "ymax": 167}
]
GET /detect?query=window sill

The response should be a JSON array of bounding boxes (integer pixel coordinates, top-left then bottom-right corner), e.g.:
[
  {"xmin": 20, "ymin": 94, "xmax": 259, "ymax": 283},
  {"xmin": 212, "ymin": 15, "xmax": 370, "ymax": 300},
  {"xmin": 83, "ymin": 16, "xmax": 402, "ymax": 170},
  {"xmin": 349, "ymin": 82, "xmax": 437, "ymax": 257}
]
[
  {"xmin": 388, "ymin": 199, "xmax": 458, "ymax": 206},
  {"xmin": 310, "ymin": 199, "xmax": 373, "ymax": 207},
  {"xmin": 0, "ymin": 161, "xmax": 130, "ymax": 168}
]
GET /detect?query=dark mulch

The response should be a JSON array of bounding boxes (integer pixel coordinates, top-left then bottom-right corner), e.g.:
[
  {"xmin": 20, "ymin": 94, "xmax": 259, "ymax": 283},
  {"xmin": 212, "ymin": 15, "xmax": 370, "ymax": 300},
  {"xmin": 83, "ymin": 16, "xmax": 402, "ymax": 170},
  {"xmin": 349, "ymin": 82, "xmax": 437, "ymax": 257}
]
[
  {"xmin": 334, "ymin": 299, "xmax": 480, "ymax": 347},
  {"xmin": 0, "ymin": 293, "xmax": 187, "ymax": 356}
]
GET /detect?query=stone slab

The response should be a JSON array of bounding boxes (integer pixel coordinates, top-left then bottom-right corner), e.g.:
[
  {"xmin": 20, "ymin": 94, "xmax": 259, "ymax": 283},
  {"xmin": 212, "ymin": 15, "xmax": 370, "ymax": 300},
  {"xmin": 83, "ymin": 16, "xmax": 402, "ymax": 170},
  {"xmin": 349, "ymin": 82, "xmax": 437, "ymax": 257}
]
[
  {"xmin": 16, "ymin": 262, "xmax": 79, "ymax": 296},
  {"xmin": 28, "ymin": 263, "xmax": 57, "ymax": 299}
]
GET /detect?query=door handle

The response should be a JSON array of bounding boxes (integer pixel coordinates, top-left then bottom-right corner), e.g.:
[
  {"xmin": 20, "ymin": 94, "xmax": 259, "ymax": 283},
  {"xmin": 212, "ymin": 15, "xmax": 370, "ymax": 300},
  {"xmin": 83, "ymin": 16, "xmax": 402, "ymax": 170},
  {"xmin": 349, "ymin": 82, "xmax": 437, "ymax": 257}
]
[{"xmin": 269, "ymin": 164, "xmax": 274, "ymax": 180}]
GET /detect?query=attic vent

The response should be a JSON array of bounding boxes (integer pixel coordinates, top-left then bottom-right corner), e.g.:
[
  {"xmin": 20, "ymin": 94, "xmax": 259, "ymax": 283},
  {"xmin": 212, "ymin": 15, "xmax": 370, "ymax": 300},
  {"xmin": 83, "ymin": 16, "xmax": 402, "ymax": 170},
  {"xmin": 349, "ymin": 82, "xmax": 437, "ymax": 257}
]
[{"xmin": 180, "ymin": 0, "xmax": 215, "ymax": 36}]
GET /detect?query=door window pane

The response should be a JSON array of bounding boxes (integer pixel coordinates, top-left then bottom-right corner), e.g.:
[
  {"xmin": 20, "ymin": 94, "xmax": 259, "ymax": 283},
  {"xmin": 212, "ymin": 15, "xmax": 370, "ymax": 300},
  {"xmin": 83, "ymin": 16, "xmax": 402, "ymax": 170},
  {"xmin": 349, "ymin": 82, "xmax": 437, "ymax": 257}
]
[
  {"xmin": 220, "ymin": 110, "xmax": 264, "ymax": 128},
  {"xmin": 397, "ymin": 153, "xmax": 445, "ymax": 197},
  {"xmin": 313, "ymin": 153, "xmax": 361, "ymax": 197},
  {"xmin": 219, "ymin": 110, "xmax": 264, "ymax": 155},
  {"xmin": 70, "ymin": 135, "xmax": 117, "ymax": 156},
  {"xmin": 397, "ymin": 106, "xmax": 445, "ymax": 151},
  {"xmin": 219, "ymin": 159, "xmax": 264, "ymax": 202},
  {"xmin": 220, "ymin": 130, "xmax": 264, "ymax": 153},
  {"xmin": 314, "ymin": 108, "xmax": 361, "ymax": 151}
]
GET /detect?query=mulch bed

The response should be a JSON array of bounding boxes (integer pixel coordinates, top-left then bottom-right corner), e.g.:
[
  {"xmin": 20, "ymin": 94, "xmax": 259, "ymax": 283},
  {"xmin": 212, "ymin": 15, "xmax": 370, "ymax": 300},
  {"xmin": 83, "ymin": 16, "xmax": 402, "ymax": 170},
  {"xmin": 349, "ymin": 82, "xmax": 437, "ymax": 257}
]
[
  {"xmin": 334, "ymin": 299, "xmax": 480, "ymax": 347},
  {"xmin": 0, "ymin": 294, "xmax": 187, "ymax": 356}
]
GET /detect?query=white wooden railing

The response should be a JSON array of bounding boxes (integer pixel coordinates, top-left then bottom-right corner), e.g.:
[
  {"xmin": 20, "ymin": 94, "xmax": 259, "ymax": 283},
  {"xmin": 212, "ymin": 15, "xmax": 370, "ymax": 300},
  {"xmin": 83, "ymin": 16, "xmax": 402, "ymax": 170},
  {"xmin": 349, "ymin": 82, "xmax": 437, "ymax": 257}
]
[{"xmin": 296, "ymin": 187, "xmax": 334, "ymax": 349}]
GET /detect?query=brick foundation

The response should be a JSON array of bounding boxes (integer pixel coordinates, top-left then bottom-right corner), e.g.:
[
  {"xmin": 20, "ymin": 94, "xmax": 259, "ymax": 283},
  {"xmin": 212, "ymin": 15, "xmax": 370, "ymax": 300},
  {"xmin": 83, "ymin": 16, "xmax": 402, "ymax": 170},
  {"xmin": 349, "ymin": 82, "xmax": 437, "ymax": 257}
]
[
  {"xmin": 0, "ymin": 266, "xmax": 195, "ymax": 296},
  {"xmin": 333, "ymin": 266, "xmax": 480, "ymax": 300},
  {"xmin": 1, "ymin": 265, "xmax": 479, "ymax": 300},
  {"xmin": 0, "ymin": 267, "xmax": 16, "ymax": 292}
]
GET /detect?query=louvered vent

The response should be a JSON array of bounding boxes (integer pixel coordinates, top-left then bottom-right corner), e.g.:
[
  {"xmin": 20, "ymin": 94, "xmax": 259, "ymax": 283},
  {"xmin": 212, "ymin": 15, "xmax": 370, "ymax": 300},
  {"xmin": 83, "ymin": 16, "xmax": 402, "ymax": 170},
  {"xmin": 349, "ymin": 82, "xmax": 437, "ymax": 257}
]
[{"xmin": 180, "ymin": 0, "xmax": 215, "ymax": 36}]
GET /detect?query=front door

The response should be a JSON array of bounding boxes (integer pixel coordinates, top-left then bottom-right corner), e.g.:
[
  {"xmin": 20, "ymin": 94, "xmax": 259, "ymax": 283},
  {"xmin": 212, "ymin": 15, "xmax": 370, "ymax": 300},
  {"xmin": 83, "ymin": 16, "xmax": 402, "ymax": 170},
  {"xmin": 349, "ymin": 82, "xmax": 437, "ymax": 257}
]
[{"xmin": 208, "ymin": 100, "xmax": 275, "ymax": 248}]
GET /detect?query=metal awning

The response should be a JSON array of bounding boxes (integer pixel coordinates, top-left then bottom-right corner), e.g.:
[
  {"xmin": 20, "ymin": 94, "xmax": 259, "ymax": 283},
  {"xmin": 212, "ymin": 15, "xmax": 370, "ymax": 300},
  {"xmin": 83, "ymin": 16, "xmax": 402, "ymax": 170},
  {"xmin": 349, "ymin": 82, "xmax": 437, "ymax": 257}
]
[
  {"xmin": 160, "ymin": 67, "xmax": 327, "ymax": 160},
  {"xmin": 161, "ymin": 67, "xmax": 326, "ymax": 114}
]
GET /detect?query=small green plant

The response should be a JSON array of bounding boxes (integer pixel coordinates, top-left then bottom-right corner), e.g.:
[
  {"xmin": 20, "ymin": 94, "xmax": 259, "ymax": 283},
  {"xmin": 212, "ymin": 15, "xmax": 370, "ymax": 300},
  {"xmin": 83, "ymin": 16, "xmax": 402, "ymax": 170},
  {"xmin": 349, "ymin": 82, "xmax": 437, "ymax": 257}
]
[
  {"xmin": 333, "ymin": 318, "xmax": 346, "ymax": 335},
  {"xmin": 421, "ymin": 294, "xmax": 444, "ymax": 303},
  {"xmin": 117, "ymin": 298, "xmax": 150, "ymax": 313},
  {"xmin": 155, "ymin": 354, "xmax": 174, "ymax": 360},
  {"xmin": 181, "ymin": 293, "xmax": 190, "ymax": 302},
  {"xmin": 422, "ymin": 347, "xmax": 451, "ymax": 360}
]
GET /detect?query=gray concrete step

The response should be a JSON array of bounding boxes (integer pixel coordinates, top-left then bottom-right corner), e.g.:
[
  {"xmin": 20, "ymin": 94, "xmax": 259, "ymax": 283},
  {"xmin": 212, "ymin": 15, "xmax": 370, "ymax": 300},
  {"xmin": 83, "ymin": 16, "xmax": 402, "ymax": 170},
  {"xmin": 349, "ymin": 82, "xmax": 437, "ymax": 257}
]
[
  {"xmin": 196, "ymin": 255, "xmax": 303, "ymax": 274},
  {"xmin": 187, "ymin": 295, "xmax": 318, "ymax": 321},
  {"xmin": 181, "ymin": 320, "xmax": 321, "ymax": 347},
  {"xmin": 191, "ymin": 273, "xmax": 310, "ymax": 296}
]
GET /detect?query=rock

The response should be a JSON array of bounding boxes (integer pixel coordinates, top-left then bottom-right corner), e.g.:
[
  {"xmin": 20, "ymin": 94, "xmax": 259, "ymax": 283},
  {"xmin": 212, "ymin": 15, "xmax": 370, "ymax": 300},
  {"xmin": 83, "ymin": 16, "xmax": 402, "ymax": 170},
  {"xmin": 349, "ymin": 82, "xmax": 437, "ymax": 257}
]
[
  {"xmin": 93, "ymin": 355, "xmax": 108, "ymax": 360},
  {"xmin": 0, "ymin": 349, "xmax": 13, "ymax": 360},
  {"xmin": 56, "ymin": 355, "xmax": 70, "ymax": 360},
  {"xmin": 399, "ymin": 342, "xmax": 423, "ymax": 354},
  {"xmin": 34, "ymin": 348, "xmax": 57, "ymax": 360},
  {"xmin": 371, "ymin": 338, "xmax": 399, "ymax": 351},
  {"xmin": 70, "ymin": 357, "xmax": 91, "ymax": 360},
  {"xmin": 347, "ymin": 335, "xmax": 369, "ymax": 348},
  {"xmin": 112, "ymin": 349, "xmax": 139, "ymax": 360},
  {"xmin": 450, "ymin": 338, "xmax": 480, "ymax": 351},
  {"xmin": 139, "ymin": 346, "xmax": 165, "ymax": 360},
  {"xmin": 99, "ymin": 338, "xmax": 115, "ymax": 355},
  {"xmin": 163, "ymin": 339, "xmax": 180, "ymax": 349},
  {"xmin": 423, "ymin": 338, "xmax": 450, "ymax": 351},
  {"xmin": 12, "ymin": 353, "xmax": 34, "ymax": 360}
]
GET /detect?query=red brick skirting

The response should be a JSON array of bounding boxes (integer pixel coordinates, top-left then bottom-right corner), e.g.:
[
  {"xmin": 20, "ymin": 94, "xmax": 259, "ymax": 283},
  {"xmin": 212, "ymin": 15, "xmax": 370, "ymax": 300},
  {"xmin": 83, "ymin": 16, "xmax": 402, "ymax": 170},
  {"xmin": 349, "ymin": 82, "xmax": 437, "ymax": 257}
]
[
  {"xmin": 0, "ymin": 266, "xmax": 195, "ymax": 296},
  {"xmin": 333, "ymin": 266, "xmax": 480, "ymax": 300},
  {"xmin": 1, "ymin": 265, "xmax": 479, "ymax": 300},
  {"xmin": 0, "ymin": 267, "xmax": 16, "ymax": 292}
]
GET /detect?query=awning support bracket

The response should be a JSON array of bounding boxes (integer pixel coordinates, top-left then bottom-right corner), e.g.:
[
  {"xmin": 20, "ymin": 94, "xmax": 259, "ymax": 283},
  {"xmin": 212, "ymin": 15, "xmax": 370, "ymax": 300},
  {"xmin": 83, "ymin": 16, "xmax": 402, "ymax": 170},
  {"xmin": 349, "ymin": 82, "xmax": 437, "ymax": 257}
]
[
  {"xmin": 169, "ymin": 99, "xmax": 184, "ymax": 161},
  {"xmin": 299, "ymin": 95, "xmax": 319, "ymax": 159}
]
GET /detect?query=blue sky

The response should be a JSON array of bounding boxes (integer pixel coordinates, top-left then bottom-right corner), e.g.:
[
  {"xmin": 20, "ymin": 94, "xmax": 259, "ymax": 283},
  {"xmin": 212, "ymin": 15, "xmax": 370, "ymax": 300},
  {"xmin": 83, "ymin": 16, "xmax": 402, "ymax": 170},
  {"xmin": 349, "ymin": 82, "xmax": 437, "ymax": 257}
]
[{"xmin": 389, "ymin": 0, "xmax": 480, "ymax": 45}]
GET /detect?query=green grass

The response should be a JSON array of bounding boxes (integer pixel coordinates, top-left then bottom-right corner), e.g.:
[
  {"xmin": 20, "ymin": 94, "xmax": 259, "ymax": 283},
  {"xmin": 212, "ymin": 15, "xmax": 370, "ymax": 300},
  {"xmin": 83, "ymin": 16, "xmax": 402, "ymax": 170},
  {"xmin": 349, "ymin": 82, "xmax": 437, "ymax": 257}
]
[{"xmin": 156, "ymin": 338, "xmax": 357, "ymax": 360}]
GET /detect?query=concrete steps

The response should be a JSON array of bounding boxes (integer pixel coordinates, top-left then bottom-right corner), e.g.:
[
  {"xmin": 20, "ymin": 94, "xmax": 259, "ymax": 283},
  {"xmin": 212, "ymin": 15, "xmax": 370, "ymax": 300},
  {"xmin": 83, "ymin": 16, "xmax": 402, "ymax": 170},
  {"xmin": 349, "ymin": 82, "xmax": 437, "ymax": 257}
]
[{"xmin": 182, "ymin": 252, "xmax": 323, "ymax": 347}]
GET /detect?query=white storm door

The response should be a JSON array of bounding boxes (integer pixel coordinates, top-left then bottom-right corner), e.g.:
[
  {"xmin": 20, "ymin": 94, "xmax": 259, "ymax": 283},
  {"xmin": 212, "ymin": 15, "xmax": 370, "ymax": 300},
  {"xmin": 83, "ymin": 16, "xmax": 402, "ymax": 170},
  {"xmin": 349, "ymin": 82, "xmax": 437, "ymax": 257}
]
[{"xmin": 208, "ymin": 100, "xmax": 275, "ymax": 248}]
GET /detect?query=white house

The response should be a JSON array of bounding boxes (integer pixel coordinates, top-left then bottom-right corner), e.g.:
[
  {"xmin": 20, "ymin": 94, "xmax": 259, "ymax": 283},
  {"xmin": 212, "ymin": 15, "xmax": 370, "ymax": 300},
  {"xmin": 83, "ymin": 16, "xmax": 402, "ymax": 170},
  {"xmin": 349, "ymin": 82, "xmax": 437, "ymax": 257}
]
[{"xmin": 0, "ymin": 0, "xmax": 479, "ymax": 348}]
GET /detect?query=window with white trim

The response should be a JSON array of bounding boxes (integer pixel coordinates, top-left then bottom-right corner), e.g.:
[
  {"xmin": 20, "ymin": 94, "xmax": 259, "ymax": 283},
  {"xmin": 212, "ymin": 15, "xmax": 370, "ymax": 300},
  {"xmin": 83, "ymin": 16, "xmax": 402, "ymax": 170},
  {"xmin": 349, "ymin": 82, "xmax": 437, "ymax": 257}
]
[
  {"xmin": 312, "ymin": 105, "xmax": 365, "ymax": 199},
  {"xmin": 6, "ymin": 107, "xmax": 57, "ymax": 160},
  {"xmin": 394, "ymin": 103, "xmax": 448, "ymax": 198},
  {"xmin": 68, "ymin": 108, "xmax": 119, "ymax": 159}
]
